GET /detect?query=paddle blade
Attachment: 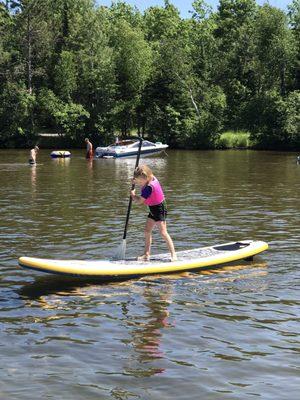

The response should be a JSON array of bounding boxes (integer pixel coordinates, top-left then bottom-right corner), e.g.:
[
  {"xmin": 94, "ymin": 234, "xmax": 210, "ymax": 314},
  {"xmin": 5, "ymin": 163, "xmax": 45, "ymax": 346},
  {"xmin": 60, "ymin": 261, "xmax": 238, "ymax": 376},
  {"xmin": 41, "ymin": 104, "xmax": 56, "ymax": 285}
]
[{"xmin": 113, "ymin": 239, "xmax": 127, "ymax": 260}]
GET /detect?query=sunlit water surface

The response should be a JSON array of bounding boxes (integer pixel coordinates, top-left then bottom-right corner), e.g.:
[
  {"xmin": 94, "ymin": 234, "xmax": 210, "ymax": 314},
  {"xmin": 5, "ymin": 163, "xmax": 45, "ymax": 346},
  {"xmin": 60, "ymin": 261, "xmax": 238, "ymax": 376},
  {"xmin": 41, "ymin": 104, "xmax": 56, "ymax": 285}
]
[{"xmin": 0, "ymin": 149, "xmax": 299, "ymax": 399}]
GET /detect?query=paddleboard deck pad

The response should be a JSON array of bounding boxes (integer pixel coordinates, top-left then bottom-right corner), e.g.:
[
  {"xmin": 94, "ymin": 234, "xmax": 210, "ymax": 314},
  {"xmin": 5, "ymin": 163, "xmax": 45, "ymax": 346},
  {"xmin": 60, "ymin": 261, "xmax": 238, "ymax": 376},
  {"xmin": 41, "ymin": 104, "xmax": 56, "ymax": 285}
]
[{"xmin": 18, "ymin": 240, "xmax": 268, "ymax": 278}]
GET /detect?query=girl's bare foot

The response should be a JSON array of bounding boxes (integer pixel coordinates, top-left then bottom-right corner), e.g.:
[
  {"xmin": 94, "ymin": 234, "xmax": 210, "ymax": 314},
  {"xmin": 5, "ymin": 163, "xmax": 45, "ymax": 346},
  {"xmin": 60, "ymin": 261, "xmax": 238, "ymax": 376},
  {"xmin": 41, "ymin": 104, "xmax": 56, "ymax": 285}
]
[{"xmin": 137, "ymin": 254, "xmax": 150, "ymax": 261}]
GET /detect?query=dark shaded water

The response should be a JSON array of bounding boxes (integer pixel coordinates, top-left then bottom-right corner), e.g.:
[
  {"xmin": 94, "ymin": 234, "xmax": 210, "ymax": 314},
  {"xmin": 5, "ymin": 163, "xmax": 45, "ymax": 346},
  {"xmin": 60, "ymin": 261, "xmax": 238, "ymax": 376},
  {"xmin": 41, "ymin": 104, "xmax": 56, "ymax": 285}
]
[{"xmin": 0, "ymin": 149, "xmax": 299, "ymax": 399}]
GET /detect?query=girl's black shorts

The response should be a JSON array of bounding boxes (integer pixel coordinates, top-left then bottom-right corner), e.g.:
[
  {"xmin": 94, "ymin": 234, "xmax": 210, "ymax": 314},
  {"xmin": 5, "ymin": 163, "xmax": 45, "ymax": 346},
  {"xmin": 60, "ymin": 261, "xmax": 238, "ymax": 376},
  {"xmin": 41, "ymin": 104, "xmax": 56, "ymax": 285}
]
[{"xmin": 148, "ymin": 201, "xmax": 167, "ymax": 222}]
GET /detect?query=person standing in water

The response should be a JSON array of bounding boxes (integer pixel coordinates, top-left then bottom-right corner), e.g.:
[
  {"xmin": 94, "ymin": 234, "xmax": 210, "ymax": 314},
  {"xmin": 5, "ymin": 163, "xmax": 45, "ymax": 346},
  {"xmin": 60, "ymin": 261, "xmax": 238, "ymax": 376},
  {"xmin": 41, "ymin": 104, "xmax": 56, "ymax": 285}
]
[
  {"xmin": 131, "ymin": 165, "xmax": 177, "ymax": 262},
  {"xmin": 29, "ymin": 146, "xmax": 39, "ymax": 165},
  {"xmin": 85, "ymin": 138, "xmax": 93, "ymax": 159}
]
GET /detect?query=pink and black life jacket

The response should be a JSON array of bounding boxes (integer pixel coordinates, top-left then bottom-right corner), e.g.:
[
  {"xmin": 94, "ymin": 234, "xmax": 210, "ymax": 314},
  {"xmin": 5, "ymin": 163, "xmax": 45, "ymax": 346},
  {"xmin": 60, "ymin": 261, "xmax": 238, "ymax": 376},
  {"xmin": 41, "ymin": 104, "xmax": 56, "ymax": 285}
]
[{"xmin": 142, "ymin": 177, "xmax": 165, "ymax": 206}]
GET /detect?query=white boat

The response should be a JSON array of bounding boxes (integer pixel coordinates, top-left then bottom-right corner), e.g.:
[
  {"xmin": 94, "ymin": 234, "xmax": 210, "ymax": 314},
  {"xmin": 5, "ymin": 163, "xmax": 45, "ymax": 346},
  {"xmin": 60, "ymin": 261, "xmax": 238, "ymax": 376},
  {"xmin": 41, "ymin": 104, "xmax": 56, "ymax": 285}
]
[{"xmin": 95, "ymin": 139, "xmax": 168, "ymax": 158}]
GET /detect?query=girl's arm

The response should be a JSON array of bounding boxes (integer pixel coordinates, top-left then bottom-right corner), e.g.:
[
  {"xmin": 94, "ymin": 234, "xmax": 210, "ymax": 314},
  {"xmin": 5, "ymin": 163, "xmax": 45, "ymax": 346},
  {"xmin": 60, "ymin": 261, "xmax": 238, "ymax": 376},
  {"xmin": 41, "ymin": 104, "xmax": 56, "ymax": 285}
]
[{"xmin": 131, "ymin": 189, "xmax": 145, "ymax": 205}]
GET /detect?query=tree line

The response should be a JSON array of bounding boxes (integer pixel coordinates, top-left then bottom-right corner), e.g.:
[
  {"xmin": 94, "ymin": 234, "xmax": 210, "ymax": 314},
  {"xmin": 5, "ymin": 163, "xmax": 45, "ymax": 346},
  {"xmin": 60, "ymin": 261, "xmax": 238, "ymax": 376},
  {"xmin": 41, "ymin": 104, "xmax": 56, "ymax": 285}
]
[{"xmin": 0, "ymin": 0, "xmax": 299, "ymax": 149}]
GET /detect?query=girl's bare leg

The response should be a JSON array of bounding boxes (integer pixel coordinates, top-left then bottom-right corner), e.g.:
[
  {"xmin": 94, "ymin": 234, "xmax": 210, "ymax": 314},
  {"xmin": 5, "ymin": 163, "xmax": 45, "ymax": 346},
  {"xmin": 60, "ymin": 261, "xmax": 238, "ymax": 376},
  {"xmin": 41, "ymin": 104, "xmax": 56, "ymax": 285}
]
[
  {"xmin": 138, "ymin": 218, "xmax": 156, "ymax": 261},
  {"xmin": 157, "ymin": 221, "xmax": 177, "ymax": 261}
]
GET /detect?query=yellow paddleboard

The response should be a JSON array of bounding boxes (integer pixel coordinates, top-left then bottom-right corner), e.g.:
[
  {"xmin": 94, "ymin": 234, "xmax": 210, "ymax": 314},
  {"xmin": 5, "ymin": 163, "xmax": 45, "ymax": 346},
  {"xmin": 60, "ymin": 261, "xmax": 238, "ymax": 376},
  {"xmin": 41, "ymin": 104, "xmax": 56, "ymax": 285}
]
[{"xmin": 18, "ymin": 240, "xmax": 268, "ymax": 278}]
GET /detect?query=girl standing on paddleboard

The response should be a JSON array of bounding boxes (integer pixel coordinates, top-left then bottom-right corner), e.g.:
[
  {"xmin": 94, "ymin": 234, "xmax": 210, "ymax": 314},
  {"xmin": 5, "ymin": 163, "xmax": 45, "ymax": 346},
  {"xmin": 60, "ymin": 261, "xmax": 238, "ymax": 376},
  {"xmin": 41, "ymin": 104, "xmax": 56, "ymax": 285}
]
[{"xmin": 131, "ymin": 165, "xmax": 177, "ymax": 262}]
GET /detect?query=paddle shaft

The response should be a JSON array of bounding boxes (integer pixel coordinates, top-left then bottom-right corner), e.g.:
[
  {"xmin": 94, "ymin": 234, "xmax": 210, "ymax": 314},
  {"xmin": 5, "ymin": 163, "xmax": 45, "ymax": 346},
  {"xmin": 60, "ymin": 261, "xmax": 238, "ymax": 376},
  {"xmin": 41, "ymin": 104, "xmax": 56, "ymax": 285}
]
[{"xmin": 122, "ymin": 137, "xmax": 143, "ymax": 240}]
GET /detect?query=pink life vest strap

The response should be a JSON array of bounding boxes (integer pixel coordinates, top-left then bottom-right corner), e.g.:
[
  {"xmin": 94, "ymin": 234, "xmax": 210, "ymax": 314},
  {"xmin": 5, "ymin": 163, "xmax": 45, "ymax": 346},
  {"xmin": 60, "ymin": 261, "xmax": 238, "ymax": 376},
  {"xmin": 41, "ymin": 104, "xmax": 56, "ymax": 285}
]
[{"xmin": 143, "ymin": 177, "xmax": 165, "ymax": 206}]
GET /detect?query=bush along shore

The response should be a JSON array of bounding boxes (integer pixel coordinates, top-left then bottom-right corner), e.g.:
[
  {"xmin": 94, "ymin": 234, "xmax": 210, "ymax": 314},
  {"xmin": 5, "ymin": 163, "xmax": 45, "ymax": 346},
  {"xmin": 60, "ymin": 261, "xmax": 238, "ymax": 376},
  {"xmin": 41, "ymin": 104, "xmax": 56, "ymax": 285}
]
[
  {"xmin": 217, "ymin": 131, "xmax": 252, "ymax": 149},
  {"xmin": 0, "ymin": 0, "xmax": 299, "ymax": 150}
]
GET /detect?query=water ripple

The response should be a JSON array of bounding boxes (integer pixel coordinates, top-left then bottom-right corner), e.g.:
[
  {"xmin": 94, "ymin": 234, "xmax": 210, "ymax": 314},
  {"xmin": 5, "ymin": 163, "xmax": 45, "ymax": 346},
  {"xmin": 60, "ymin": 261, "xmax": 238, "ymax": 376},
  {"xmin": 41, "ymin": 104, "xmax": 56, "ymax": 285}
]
[{"xmin": 0, "ymin": 150, "xmax": 299, "ymax": 399}]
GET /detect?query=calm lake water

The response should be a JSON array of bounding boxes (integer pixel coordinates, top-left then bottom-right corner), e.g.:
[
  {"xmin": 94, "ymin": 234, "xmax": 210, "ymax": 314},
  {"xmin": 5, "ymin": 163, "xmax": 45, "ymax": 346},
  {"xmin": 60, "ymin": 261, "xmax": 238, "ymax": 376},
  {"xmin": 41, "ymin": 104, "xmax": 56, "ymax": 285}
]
[{"xmin": 0, "ymin": 149, "xmax": 299, "ymax": 399}]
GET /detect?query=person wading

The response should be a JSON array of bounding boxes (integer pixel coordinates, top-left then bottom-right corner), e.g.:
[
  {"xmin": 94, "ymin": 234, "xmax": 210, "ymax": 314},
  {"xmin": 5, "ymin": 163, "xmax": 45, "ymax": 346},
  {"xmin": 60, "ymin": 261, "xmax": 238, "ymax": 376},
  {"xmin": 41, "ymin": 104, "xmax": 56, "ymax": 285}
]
[
  {"xmin": 85, "ymin": 138, "xmax": 93, "ymax": 159},
  {"xmin": 29, "ymin": 146, "xmax": 39, "ymax": 165}
]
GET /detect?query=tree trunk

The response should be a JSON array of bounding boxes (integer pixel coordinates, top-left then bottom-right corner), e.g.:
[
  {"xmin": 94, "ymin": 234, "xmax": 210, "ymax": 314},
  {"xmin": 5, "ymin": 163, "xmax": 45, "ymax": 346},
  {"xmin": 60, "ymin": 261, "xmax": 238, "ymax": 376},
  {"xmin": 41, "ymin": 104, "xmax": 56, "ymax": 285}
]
[{"xmin": 27, "ymin": 13, "xmax": 32, "ymax": 94}]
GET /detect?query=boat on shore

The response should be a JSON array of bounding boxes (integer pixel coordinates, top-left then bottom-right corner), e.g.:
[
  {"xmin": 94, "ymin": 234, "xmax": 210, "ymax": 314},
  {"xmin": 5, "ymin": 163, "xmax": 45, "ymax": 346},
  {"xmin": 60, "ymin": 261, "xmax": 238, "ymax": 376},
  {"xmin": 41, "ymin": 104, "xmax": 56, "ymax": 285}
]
[{"xmin": 95, "ymin": 139, "xmax": 168, "ymax": 159}]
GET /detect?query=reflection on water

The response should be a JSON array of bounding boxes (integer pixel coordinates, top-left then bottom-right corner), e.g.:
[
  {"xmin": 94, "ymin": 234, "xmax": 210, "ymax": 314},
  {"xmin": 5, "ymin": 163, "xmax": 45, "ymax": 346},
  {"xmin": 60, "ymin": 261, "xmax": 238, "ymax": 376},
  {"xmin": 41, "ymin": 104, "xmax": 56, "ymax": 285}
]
[
  {"xmin": 18, "ymin": 276, "xmax": 110, "ymax": 300},
  {"xmin": 112, "ymin": 156, "xmax": 168, "ymax": 182},
  {"xmin": 18, "ymin": 261, "xmax": 267, "ymax": 300},
  {"xmin": 86, "ymin": 157, "xmax": 94, "ymax": 175},
  {"xmin": 0, "ymin": 149, "xmax": 300, "ymax": 399},
  {"xmin": 30, "ymin": 164, "xmax": 37, "ymax": 196},
  {"xmin": 124, "ymin": 283, "xmax": 172, "ymax": 377},
  {"xmin": 51, "ymin": 157, "xmax": 71, "ymax": 165}
]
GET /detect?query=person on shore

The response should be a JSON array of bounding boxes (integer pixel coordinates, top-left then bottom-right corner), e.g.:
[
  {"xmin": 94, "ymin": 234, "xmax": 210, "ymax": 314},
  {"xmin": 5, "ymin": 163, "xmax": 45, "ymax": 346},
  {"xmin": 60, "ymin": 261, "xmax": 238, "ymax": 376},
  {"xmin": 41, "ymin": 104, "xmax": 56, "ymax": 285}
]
[
  {"xmin": 85, "ymin": 138, "xmax": 93, "ymax": 159},
  {"xmin": 29, "ymin": 146, "xmax": 39, "ymax": 165},
  {"xmin": 130, "ymin": 165, "xmax": 177, "ymax": 262}
]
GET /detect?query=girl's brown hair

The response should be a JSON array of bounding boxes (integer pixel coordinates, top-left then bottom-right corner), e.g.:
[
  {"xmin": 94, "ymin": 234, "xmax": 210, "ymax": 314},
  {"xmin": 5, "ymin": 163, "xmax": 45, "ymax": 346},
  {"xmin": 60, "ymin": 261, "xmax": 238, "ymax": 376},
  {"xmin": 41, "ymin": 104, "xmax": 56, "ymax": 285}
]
[{"xmin": 134, "ymin": 165, "xmax": 153, "ymax": 180}]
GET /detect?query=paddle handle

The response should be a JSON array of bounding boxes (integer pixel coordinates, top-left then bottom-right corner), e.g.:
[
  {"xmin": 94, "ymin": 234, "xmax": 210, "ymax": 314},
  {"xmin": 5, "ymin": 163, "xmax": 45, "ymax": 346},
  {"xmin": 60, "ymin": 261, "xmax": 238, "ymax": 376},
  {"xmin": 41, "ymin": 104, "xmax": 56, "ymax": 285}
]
[{"xmin": 122, "ymin": 136, "xmax": 143, "ymax": 240}]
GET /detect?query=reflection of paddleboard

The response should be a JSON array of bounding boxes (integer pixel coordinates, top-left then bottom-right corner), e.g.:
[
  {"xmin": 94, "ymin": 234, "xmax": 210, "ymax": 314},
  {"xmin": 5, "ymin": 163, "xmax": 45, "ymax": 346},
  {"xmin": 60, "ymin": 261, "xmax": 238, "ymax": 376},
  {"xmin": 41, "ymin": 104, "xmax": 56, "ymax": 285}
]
[{"xmin": 18, "ymin": 240, "xmax": 268, "ymax": 278}]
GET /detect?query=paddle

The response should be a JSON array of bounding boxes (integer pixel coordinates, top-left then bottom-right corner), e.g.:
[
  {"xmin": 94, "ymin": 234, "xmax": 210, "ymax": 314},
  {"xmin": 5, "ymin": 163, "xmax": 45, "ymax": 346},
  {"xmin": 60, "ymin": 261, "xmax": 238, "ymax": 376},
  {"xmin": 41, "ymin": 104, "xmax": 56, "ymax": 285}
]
[{"xmin": 113, "ymin": 136, "xmax": 143, "ymax": 260}]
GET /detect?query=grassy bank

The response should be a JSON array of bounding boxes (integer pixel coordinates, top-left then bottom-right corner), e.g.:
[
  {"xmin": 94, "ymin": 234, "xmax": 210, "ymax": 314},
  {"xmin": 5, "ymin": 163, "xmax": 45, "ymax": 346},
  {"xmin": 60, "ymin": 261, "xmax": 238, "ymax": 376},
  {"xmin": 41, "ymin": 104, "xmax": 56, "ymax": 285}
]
[{"xmin": 217, "ymin": 131, "xmax": 252, "ymax": 149}]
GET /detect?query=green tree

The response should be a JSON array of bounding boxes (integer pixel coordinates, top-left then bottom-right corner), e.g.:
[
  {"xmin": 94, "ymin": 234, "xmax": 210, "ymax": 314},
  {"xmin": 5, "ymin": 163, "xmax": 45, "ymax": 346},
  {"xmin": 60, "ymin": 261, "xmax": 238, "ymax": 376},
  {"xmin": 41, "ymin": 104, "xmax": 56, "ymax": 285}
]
[
  {"xmin": 283, "ymin": 90, "xmax": 300, "ymax": 147},
  {"xmin": 111, "ymin": 19, "xmax": 153, "ymax": 135},
  {"xmin": 143, "ymin": 0, "xmax": 181, "ymax": 41},
  {"xmin": 252, "ymin": 4, "xmax": 296, "ymax": 95},
  {"xmin": 37, "ymin": 88, "xmax": 89, "ymax": 140},
  {"xmin": 0, "ymin": 2, "xmax": 13, "ymax": 84},
  {"xmin": 141, "ymin": 3, "xmax": 193, "ymax": 144},
  {"xmin": 54, "ymin": 50, "xmax": 77, "ymax": 100},
  {"xmin": 109, "ymin": 0, "xmax": 142, "ymax": 28},
  {"xmin": 54, "ymin": 102, "xmax": 90, "ymax": 139},
  {"xmin": 212, "ymin": 0, "xmax": 257, "ymax": 128},
  {"xmin": 288, "ymin": 0, "xmax": 300, "ymax": 89},
  {"xmin": 75, "ymin": 6, "xmax": 116, "ymax": 141},
  {"xmin": 0, "ymin": 82, "xmax": 36, "ymax": 147}
]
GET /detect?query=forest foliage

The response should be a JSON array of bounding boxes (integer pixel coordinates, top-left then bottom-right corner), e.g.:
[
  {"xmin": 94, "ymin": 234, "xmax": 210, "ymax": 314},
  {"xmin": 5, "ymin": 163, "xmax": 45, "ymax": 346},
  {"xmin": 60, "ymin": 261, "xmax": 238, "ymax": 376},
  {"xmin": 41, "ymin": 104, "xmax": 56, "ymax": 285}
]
[{"xmin": 0, "ymin": 0, "xmax": 299, "ymax": 149}]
